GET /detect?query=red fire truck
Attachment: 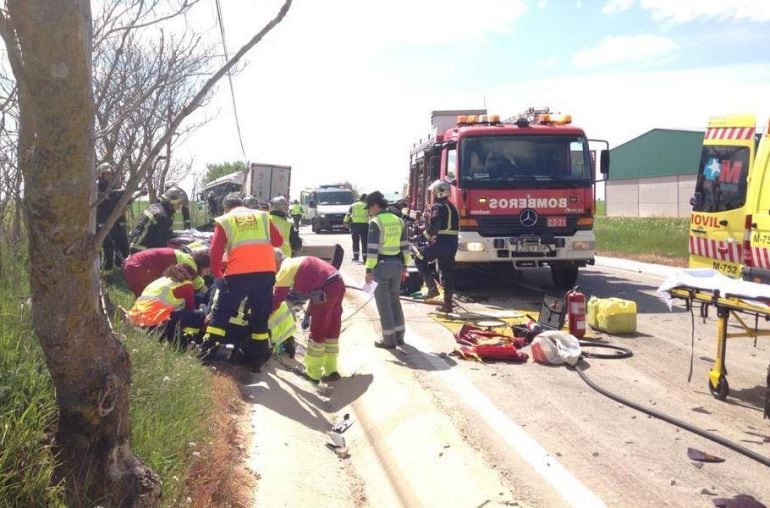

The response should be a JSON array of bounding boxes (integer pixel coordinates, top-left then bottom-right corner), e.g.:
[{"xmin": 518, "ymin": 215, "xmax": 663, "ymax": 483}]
[{"xmin": 407, "ymin": 108, "xmax": 609, "ymax": 288}]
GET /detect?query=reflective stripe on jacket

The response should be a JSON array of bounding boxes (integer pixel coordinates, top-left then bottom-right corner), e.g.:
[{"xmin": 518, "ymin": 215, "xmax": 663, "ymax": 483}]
[
  {"xmin": 128, "ymin": 276, "xmax": 187, "ymax": 326},
  {"xmin": 215, "ymin": 207, "xmax": 275, "ymax": 275}
]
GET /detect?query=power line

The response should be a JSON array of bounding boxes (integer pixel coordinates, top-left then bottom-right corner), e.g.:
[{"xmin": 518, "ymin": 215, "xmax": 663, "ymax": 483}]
[{"xmin": 213, "ymin": 0, "xmax": 248, "ymax": 159}]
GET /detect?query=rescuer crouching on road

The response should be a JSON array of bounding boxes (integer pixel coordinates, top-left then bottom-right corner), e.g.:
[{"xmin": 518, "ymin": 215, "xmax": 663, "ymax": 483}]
[
  {"xmin": 199, "ymin": 193, "xmax": 284, "ymax": 372},
  {"xmin": 365, "ymin": 191, "xmax": 409, "ymax": 349},
  {"xmin": 414, "ymin": 180, "xmax": 459, "ymax": 314},
  {"xmin": 273, "ymin": 249, "xmax": 346, "ymax": 383},
  {"xmin": 343, "ymin": 193, "xmax": 368, "ymax": 262},
  {"xmin": 269, "ymin": 196, "xmax": 303, "ymax": 257},
  {"xmin": 128, "ymin": 263, "xmax": 205, "ymax": 347}
]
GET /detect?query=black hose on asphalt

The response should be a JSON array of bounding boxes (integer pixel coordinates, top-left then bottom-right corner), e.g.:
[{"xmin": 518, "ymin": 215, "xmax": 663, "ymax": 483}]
[{"xmin": 571, "ymin": 345, "xmax": 770, "ymax": 468}]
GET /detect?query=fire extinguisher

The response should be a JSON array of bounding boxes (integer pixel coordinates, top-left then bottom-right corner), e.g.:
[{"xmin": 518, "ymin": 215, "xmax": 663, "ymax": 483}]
[{"xmin": 566, "ymin": 286, "xmax": 586, "ymax": 338}]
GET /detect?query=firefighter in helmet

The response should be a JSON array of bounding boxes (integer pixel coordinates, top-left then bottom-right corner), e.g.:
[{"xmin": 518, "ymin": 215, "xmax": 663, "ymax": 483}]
[
  {"xmin": 269, "ymin": 196, "xmax": 302, "ymax": 257},
  {"xmin": 414, "ymin": 180, "xmax": 459, "ymax": 313},
  {"xmin": 129, "ymin": 186, "xmax": 189, "ymax": 253}
]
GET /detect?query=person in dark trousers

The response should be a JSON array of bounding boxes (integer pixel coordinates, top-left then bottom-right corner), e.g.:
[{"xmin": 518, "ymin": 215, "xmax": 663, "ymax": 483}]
[
  {"xmin": 199, "ymin": 193, "xmax": 284, "ymax": 371},
  {"xmin": 365, "ymin": 191, "xmax": 409, "ymax": 348},
  {"xmin": 96, "ymin": 163, "xmax": 130, "ymax": 272},
  {"xmin": 413, "ymin": 180, "xmax": 459, "ymax": 313},
  {"xmin": 344, "ymin": 193, "xmax": 369, "ymax": 262},
  {"xmin": 289, "ymin": 200, "xmax": 303, "ymax": 230},
  {"xmin": 129, "ymin": 186, "xmax": 188, "ymax": 253}
]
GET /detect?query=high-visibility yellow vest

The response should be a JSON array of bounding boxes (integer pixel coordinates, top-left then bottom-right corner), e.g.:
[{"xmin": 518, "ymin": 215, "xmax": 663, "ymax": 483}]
[
  {"xmin": 128, "ymin": 276, "xmax": 187, "ymax": 326},
  {"xmin": 215, "ymin": 207, "xmax": 274, "ymax": 275},
  {"xmin": 372, "ymin": 212, "xmax": 403, "ymax": 256},
  {"xmin": 268, "ymin": 302, "xmax": 296, "ymax": 346},
  {"xmin": 270, "ymin": 214, "xmax": 293, "ymax": 257},
  {"xmin": 289, "ymin": 204, "xmax": 303, "ymax": 216},
  {"xmin": 346, "ymin": 201, "xmax": 368, "ymax": 224},
  {"xmin": 173, "ymin": 250, "xmax": 204, "ymax": 290}
]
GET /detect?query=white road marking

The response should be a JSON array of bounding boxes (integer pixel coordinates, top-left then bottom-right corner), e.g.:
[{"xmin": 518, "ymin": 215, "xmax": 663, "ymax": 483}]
[{"xmin": 405, "ymin": 330, "xmax": 606, "ymax": 508}]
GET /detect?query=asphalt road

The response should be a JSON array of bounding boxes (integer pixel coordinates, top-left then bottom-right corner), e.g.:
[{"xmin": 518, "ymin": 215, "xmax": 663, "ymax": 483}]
[{"xmin": 250, "ymin": 227, "xmax": 770, "ymax": 507}]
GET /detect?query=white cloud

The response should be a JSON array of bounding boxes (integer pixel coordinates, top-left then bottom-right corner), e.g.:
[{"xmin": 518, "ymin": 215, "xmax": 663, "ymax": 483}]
[
  {"xmin": 495, "ymin": 63, "xmax": 770, "ymax": 150},
  {"xmin": 638, "ymin": 0, "xmax": 770, "ymax": 23},
  {"xmin": 576, "ymin": 0, "xmax": 583, "ymax": 8},
  {"xmin": 537, "ymin": 0, "xmax": 548, "ymax": 8},
  {"xmin": 601, "ymin": 0, "xmax": 634, "ymax": 15},
  {"xmin": 572, "ymin": 34, "xmax": 678, "ymax": 67},
  {"xmin": 537, "ymin": 56, "xmax": 560, "ymax": 67}
]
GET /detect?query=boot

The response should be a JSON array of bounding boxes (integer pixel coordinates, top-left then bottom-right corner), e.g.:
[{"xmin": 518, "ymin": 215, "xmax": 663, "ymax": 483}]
[
  {"xmin": 437, "ymin": 290, "xmax": 453, "ymax": 314},
  {"xmin": 424, "ymin": 282, "xmax": 440, "ymax": 300}
]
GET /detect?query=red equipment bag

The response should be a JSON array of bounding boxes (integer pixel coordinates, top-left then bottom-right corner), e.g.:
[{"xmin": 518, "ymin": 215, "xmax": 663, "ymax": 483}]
[{"xmin": 453, "ymin": 323, "xmax": 529, "ymax": 363}]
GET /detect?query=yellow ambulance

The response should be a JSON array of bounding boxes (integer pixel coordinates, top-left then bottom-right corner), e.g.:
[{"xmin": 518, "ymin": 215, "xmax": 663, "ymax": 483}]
[
  {"xmin": 743, "ymin": 118, "xmax": 770, "ymax": 275},
  {"xmin": 688, "ymin": 115, "xmax": 758, "ymax": 277}
]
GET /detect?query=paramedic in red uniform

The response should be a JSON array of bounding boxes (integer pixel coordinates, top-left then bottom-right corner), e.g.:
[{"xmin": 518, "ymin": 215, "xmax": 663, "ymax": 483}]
[
  {"xmin": 122, "ymin": 247, "xmax": 210, "ymax": 296},
  {"xmin": 272, "ymin": 250, "xmax": 346, "ymax": 383},
  {"xmin": 200, "ymin": 194, "xmax": 283, "ymax": 371}
]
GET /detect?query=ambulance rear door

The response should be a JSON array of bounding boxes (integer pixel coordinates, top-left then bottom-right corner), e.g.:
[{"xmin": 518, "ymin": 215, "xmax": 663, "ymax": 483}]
[
  {"xmin": 689, "ymin": 115, "xmax": 755, "ymax": 277},
  {"xmin": 746, "ymin": 120, "xmax": 770, "ymax": 270}
]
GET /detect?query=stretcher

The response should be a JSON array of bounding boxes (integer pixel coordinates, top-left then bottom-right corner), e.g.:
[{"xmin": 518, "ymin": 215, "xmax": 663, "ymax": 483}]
[{"xmin": 659, "ymin": 269, "xmax": 770, "ymax": 402}]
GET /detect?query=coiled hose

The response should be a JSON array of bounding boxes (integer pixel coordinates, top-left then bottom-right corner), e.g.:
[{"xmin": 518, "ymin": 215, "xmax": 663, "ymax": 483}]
[{"xmin": 573, "ymin": 341, "xmax": 770, "ymax": 468}]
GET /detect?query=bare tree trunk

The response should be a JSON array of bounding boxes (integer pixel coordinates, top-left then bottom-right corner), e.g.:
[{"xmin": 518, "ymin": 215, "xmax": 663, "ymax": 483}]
[{"xmin": 3, "ymin": 1, "xmax": 160, "ymax": 505}]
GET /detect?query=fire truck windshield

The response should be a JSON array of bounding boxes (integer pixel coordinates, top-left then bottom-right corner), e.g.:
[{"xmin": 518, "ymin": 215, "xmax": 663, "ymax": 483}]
[
  {"xmin": 317, "ymin": 191, "xmax": 354, "ymax": 205},
  {"xmin": 458, "ymin": 135, "xmax": 592, "ymax": 188}
]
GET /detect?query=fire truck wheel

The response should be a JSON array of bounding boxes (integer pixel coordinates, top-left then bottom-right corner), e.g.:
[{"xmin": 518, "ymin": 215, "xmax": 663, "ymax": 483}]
[{"xmin": 551, "ymin": 266, "xmax": 579, "ymax": 289}]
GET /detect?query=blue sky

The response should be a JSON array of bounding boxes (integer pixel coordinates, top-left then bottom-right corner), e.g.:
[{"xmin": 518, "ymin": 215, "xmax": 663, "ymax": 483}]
[{"xmin": 178, "ymin": 0, "xmax": 770, "ymax": 197}]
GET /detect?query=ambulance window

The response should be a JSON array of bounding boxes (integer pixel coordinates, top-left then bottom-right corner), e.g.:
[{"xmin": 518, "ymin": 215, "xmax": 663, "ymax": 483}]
[
  {"xmin": 693, "ymin": 146, "xmax": 750, "ymax": 212},
  {"xmin": 446, "ymin": 148, "xmax": 457, "ymax": 180}
]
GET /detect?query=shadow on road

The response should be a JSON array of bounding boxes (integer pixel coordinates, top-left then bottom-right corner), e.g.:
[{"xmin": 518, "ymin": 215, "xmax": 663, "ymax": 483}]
[{"xmin": 218, "ymin": 360, "xmax": 374, "ymax": 432}]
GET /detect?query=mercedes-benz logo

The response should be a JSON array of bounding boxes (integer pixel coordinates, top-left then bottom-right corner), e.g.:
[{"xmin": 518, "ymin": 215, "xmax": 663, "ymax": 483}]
[{"xmin": 519, "ymin": 208, "xmax": 538, "ymax": 227}]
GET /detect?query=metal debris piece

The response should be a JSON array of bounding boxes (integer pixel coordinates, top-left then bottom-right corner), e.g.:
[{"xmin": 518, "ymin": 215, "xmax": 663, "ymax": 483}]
[
  {"xmin": 688, "ymin": 447, "xmax": 725, "ymax": 463},
  {"xmin": 331, "ymin": 413, "xmax": 354, "ymax": 434}
]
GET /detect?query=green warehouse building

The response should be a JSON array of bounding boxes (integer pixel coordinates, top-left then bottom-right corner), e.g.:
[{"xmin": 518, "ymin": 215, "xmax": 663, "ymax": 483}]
[{"xmin": 606, "ymin": 129, "xmax": 704, "ymax": 217}]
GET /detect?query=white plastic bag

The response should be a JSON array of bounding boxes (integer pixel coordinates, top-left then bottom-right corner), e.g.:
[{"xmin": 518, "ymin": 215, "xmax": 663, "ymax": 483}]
[{"xmin": 530, "ymin": 331, "xmax": 582, "ymax": 366}]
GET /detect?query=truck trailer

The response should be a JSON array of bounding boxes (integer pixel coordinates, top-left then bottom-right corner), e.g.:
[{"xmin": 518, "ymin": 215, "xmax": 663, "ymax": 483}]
[
  {"xmin": 243, "ymin": 162, "xmax": 292, "ymax": 204},
  {"xmin": 407, "ymin": 108, "xmax": 609, "ymax": 288}
]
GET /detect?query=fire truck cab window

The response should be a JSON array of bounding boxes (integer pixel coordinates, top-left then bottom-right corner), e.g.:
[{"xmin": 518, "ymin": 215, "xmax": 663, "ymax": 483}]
[
  {"xmin": 459, "ymin": 135, "xmax": 591, "ymax": 188},
  {"xmin": 693, "ymin": 145, "xmax": 749, "ymax": 212},
  {"xmin": 446, "ymin": 148, "xmax": 457, "ymax": 180}
]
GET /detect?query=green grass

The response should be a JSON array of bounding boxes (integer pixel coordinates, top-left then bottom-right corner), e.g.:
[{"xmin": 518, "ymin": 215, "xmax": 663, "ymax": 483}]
[
  {"xmin": 0, "ymin": 247, "xmax": 218, "ymax": 506},
  {"xmin": 594, "ymin": 199, "xmax": 606, "ymax": 216},
  {"xmin": 594, "ymin": 216, "xmax": 690, "ymax": 263}
]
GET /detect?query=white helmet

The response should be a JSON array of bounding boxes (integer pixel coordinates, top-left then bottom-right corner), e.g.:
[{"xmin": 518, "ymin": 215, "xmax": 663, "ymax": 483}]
[
  {"xmin": 97, "ymin": 162, "xmax": 114, "ymax": 176},
  {"xmin": 428, "ymin": 179, "xmax": 451, "ymax": 199},
  {"xmin": 270, "ymin": 196, "xmax": 290, "ymax": 214}
]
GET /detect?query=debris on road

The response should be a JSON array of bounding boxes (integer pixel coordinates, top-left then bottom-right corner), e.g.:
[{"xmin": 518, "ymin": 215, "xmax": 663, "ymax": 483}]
[{"xmin": 687, "ymin": 448, "xmax": 725, "ymax": 464}]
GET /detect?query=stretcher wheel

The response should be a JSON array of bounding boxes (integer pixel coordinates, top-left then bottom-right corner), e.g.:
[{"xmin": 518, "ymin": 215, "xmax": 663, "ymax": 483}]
[{"xmin": 709, "ymin": 377, "xmax": 729, "ymax": 400}]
